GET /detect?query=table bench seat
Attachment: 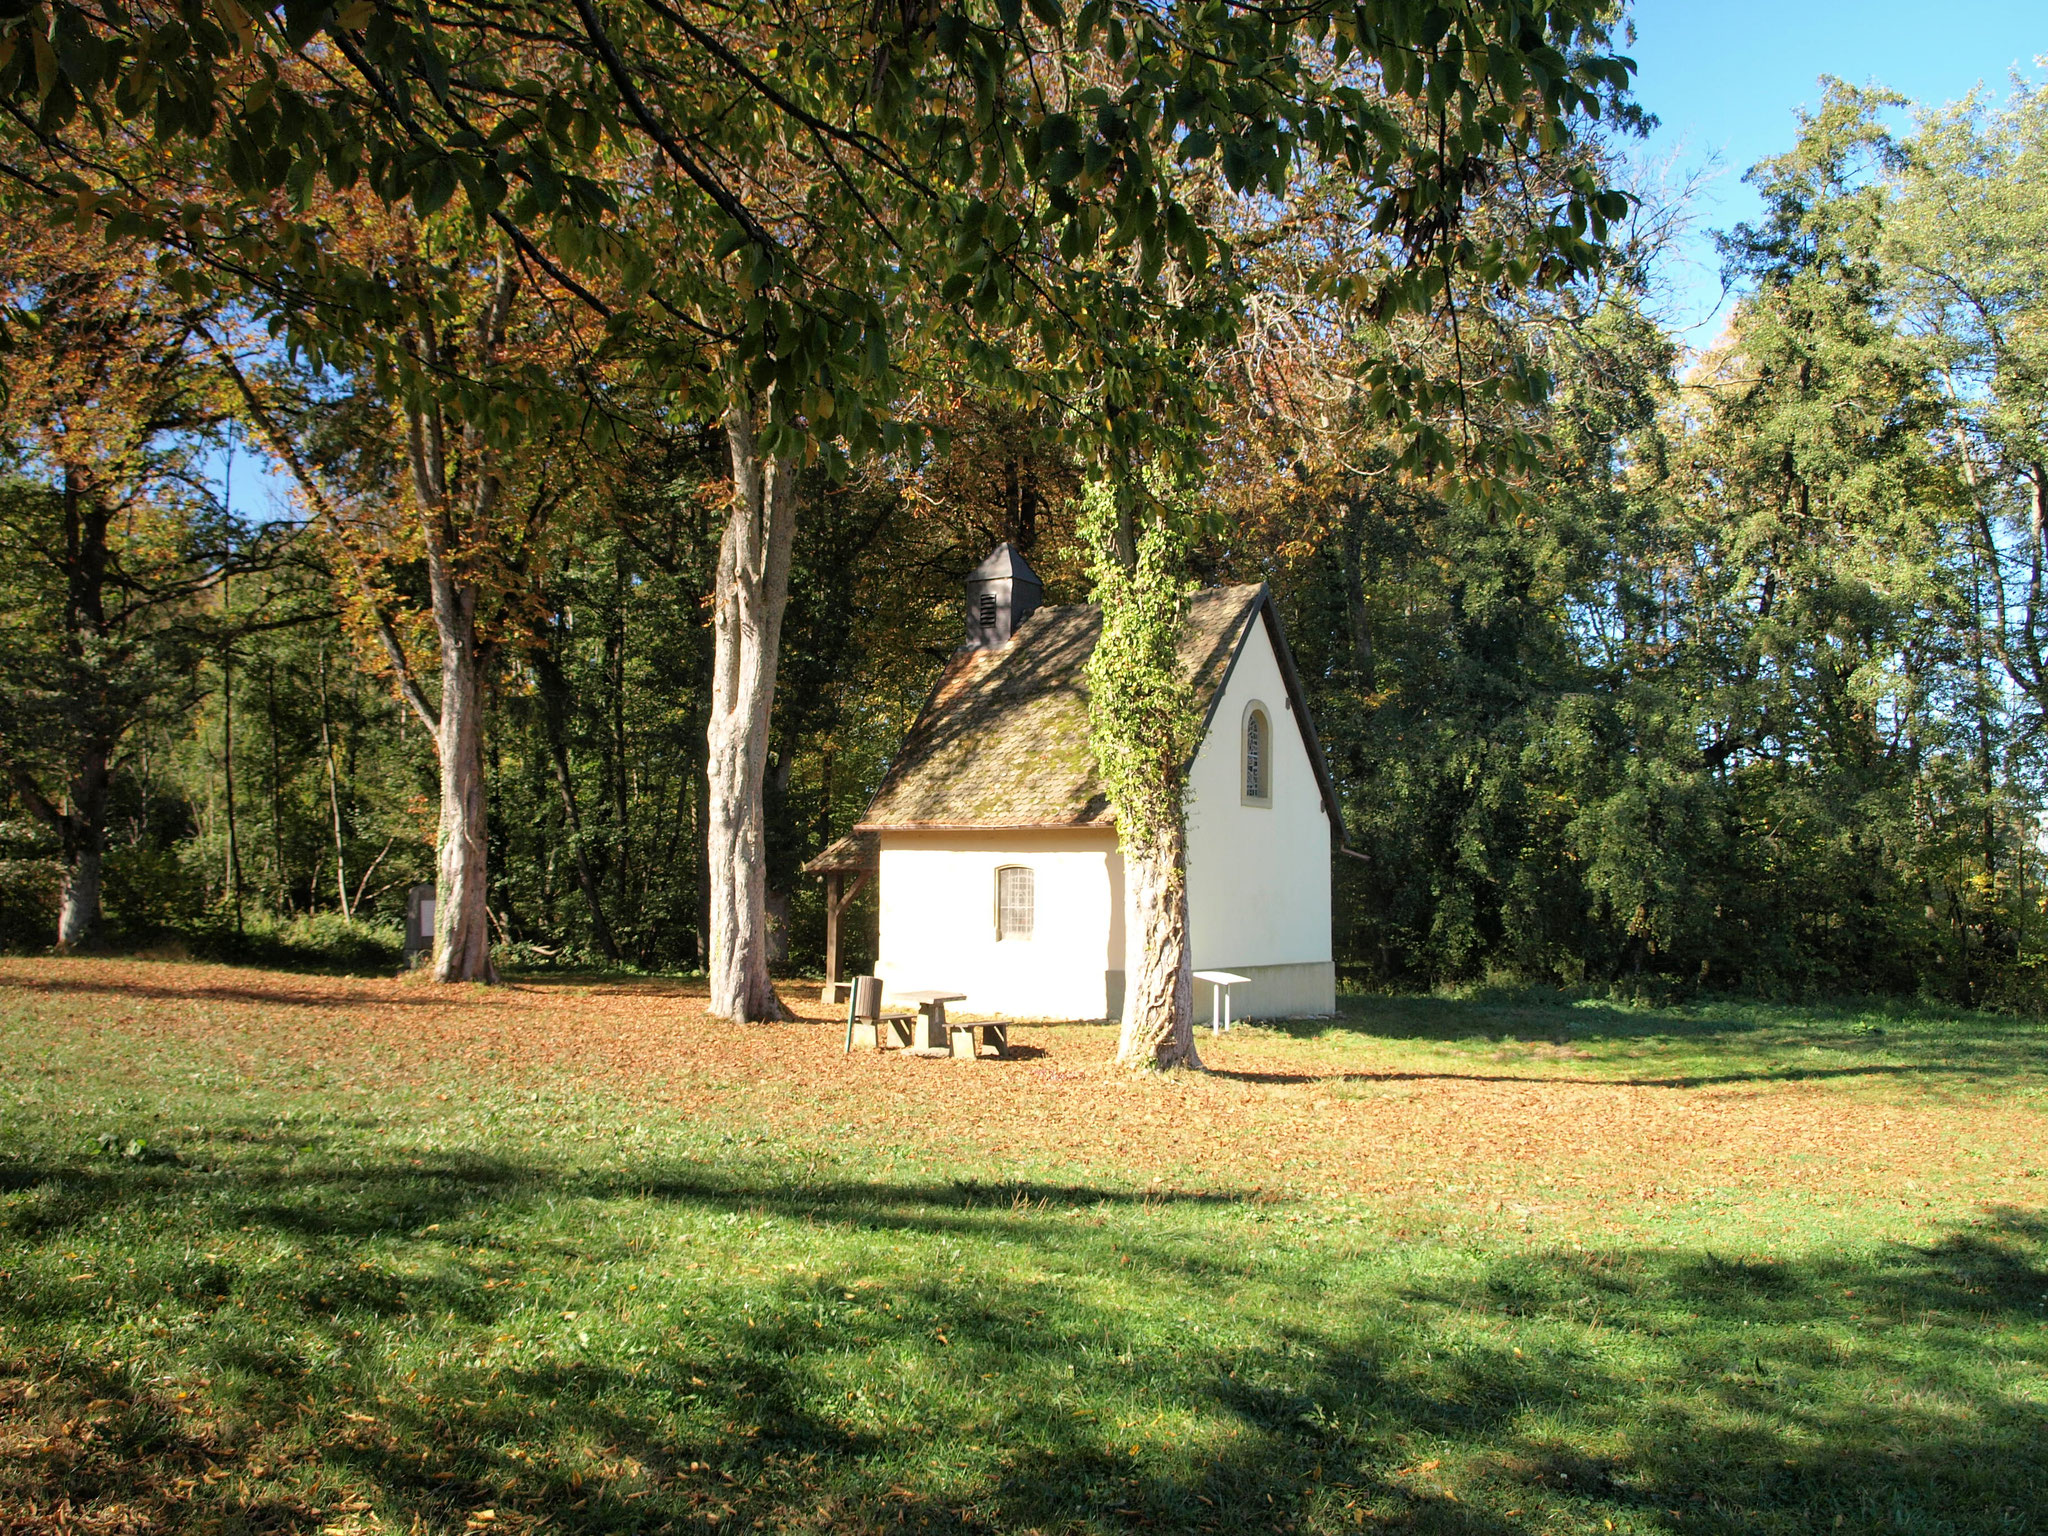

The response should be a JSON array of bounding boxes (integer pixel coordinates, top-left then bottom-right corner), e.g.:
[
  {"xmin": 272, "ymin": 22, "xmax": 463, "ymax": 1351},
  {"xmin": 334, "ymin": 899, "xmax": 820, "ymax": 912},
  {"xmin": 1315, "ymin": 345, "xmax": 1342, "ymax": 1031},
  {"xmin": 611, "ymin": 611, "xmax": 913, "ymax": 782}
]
[
  {"xmin": 947, "ymin": 1021, "xmax": 1008, "ymax": 1060},
  {"xmin": 847, "ymin": 1011, "xmax": 917, "ymax": 1051},
  {"xmin": 843, "ymin": 976, "xmax": 919, "ymax": 1053}
]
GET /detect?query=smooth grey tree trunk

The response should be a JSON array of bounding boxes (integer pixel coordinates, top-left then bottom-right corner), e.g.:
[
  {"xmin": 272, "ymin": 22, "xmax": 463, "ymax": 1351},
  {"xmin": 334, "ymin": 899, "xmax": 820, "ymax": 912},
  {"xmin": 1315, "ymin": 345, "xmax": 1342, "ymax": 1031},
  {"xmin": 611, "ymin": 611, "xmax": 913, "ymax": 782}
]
[
  {"xmin": 427, "ymin": 561, "xmax": 496, "ymax": 983},
  {"xmin": 706, "ymin": 400, "xmax": 797, "ymax": 1021},
  {"xmin": 215, "ymin": 310, "xmax": 506, "ymax": 977},
  {"xmin": 406, "ymin": 266, "xmax": 519, "ymax": 985},
  {"xmin": 57, "ymin": 843, "xmax": 102, "ymax": 948},
  {"xmin": 405, "ymin": 399, "xmax": 500, "ymax": 985}
]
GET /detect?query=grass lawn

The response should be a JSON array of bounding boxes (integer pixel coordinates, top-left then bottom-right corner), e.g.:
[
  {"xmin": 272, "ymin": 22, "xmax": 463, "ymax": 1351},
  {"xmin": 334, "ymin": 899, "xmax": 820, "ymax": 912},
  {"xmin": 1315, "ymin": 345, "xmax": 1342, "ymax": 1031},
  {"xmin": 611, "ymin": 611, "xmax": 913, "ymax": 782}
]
[{"xmin": 1, "ymin": 959, "xmax": 2044, "ymax": 1535}]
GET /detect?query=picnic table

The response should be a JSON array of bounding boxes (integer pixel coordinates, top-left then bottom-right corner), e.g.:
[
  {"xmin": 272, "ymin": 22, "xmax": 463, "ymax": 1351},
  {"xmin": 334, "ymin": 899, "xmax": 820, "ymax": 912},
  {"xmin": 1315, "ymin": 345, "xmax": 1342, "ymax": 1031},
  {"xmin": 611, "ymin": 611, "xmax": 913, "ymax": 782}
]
[
  {"xmin": 889, "ymin": 989, "xmax": 1006, "ymax": 1059},
  {"xmin": 892, "ymin": 990, "xmax": 965, "ymax": 1051}
]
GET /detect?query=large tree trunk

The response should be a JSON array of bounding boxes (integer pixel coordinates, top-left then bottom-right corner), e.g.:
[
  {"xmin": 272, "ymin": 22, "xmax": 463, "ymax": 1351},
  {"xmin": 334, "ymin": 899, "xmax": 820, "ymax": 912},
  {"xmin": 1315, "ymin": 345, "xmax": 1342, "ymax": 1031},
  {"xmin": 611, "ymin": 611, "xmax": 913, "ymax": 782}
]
[
  {"xmin": 403, "ymin": 263, "xmax": 518, "ymax": 985},
  {"xmin": 1114, "ymin": 818, "xmax": 1200, "ymax": 1069},
  {"xmin": 54, "ymin": 744, "xmax": 109, "ymax": 950},
  {"xmin": 218, "ymin": 342, "xmax": 496, "ymax": 975},
  {"xmin": 429, "ymin": 574, "xmax": 496, "ymax": 982},
  {"xmin": 706, "ymin": 401, "xmax": 797, "ymax": 1021}
]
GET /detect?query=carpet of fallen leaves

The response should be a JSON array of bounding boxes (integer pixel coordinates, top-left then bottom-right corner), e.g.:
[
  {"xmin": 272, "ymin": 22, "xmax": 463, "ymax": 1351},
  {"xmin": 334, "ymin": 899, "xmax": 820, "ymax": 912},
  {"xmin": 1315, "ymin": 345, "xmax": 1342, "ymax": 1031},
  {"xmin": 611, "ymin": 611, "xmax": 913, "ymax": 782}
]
[{"xmin": 4, "ymin": 957, "xmax": 2042, "ymax": 1238}]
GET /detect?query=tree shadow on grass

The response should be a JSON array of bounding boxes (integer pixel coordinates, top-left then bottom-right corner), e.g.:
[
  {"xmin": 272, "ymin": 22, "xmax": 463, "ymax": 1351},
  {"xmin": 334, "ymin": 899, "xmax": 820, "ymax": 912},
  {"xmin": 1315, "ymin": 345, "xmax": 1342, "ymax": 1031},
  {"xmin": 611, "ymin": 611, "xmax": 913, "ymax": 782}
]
[
  {"xmin": 0, "ymin": 974, "xmax": 454, "ymax": 1008},
  {"xmin": 2, "ymin": 1145, "xmax": 2045, "ymax": 1534},
  {"xmin": 1207, "ymin": 1061, "xmax": 1961, "ymax": 1090},
  {"xmin": 518, "ymin": 977, "xmax": 713, "ymax": 1001},
  {"xmin": 1256, "ymin": 992, "xmax": 2048, "ymax": 1091},
  {"xmin": 0, "ymin": 1137, "xmax": 1243, "ymax": 1263}
]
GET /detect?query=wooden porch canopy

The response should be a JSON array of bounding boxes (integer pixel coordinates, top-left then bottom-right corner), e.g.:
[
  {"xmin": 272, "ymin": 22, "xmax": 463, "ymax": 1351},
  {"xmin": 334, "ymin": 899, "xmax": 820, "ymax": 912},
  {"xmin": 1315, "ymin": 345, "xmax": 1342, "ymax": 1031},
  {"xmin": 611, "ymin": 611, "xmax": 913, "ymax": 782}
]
[{"xmin": 803, "ymin": 829, "xmax": 879, "ymax": 1000}]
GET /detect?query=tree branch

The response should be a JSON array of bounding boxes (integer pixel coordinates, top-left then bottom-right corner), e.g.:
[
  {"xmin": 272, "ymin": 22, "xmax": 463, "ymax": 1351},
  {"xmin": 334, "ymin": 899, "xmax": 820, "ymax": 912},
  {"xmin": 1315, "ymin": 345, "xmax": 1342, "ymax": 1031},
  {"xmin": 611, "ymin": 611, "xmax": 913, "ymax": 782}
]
[{"xmin": 206, "ymin": 339, "xmax": 442, "ymax": 736}]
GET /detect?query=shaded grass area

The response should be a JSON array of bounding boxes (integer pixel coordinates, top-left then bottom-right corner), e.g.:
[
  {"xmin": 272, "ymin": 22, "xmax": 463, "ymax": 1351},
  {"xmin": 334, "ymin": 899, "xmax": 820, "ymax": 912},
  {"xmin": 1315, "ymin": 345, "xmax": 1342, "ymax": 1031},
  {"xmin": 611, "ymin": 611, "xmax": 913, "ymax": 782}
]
[
  {"xmin": 1288, "ymin": 989, "xmax": 2048, "ymax": 1098},
  {"xmin": 123, "ymin": 912, "xmax": 407, "ymax": 977},
  {"xmin": 1, "ymin": 987, "xmax": 2045, "ymax": 1534}
]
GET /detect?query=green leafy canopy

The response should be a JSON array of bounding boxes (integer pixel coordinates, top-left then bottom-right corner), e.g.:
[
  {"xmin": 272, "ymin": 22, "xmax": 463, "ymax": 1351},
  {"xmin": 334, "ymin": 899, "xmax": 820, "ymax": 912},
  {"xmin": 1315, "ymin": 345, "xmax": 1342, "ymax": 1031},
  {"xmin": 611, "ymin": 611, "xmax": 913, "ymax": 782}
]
[{"xmin": 0, "ymin": 0, "xmax": 1636, "ymax": 477}]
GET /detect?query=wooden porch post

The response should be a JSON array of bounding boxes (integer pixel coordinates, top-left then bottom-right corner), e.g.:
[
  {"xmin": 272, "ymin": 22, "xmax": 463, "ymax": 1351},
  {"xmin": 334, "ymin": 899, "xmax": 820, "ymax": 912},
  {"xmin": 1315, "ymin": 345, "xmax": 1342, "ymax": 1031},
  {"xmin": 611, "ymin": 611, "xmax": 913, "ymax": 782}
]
[{"xmin": 815, "ymin": 862, "xmax": 870, "ymax": 1004}]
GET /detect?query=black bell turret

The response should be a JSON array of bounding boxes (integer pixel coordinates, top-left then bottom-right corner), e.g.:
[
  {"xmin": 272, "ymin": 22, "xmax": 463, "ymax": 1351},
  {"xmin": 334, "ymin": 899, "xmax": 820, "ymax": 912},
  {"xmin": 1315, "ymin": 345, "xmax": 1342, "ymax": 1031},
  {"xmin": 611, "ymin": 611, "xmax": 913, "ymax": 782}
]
[{"xmin": 965, "ymin": 542, "xmax": 1043, "ymax": 650}]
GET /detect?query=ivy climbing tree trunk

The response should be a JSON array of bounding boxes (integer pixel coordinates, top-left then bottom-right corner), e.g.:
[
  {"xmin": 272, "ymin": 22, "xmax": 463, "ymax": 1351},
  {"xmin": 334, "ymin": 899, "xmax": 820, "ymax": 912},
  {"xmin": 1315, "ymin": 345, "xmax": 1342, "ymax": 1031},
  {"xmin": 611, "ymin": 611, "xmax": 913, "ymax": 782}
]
[
  {"xmin": 706, "ymin": 397, "xmax": 797, "ymax": 1021},
  {"xmin": 1081, "ymin": 479, "xmax": 1203, "ymax": 1070},
  {"xmin": 1117, "ymin": 814, "xmax": 1198, "ymax": 1069}
]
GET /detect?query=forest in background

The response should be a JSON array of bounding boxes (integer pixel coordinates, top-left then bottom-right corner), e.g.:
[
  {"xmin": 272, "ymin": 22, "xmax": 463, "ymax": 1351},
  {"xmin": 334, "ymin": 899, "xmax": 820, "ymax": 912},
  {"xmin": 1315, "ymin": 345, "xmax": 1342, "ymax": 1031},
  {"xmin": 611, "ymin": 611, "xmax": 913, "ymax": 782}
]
[{"xmin": 2, "ymin": 36, "xmax": 2044, "ymax": 1006}]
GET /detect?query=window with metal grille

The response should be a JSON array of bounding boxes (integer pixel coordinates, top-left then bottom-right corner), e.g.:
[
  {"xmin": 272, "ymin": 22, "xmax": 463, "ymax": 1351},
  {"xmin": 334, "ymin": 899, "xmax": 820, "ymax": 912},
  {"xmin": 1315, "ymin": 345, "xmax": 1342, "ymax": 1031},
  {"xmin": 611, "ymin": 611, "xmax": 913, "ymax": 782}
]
[
  {"xmin": 1243, "ymin": 705, "xmax": 1271, "ymax": 805},
  {"xmin": 995, "ymin": 865, "xmax": 1034, "ymax": 940}
]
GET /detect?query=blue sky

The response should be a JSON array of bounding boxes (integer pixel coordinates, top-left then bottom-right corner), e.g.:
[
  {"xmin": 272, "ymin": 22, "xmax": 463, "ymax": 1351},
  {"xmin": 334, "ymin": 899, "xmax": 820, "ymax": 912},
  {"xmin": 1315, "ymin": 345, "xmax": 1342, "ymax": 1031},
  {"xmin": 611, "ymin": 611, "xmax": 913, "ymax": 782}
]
[{"xmin": 1625, "ymin": 0, "xmax": 2044, "ymax": 347}]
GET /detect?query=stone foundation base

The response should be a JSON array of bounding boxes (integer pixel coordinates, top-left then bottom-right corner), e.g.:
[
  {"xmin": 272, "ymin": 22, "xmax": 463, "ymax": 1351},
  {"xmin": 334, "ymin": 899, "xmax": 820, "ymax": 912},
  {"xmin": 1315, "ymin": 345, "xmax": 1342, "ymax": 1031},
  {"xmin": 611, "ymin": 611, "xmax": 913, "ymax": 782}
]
[
  {"xmin": 944, "ymin": 960, "xmax": 1335, "ymax": 1025},
  {"xmin": 1191, "ymin": 960, "xmax": 1335, "ymax": 1022}
]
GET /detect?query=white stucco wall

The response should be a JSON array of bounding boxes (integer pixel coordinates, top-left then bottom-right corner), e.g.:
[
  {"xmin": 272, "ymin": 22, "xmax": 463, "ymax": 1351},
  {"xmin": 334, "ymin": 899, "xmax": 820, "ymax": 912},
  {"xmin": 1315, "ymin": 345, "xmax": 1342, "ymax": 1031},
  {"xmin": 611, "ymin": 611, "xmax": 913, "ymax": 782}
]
[
  {"xmin": 874, "ymin": 828, "xmax": 1124, "ymax": 1020},
  {"xmin": 1185, "ymin": 613, "xmax": 1335, "ymax": 1013}
]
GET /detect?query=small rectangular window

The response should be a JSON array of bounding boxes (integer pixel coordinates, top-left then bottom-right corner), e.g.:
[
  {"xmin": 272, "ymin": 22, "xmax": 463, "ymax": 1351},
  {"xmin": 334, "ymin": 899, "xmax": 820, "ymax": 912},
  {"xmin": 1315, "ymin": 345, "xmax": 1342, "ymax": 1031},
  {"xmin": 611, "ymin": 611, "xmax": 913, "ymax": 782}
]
[{"xmin": 996, "ymin": 865, "xmax": 1034, "ymax": 940}]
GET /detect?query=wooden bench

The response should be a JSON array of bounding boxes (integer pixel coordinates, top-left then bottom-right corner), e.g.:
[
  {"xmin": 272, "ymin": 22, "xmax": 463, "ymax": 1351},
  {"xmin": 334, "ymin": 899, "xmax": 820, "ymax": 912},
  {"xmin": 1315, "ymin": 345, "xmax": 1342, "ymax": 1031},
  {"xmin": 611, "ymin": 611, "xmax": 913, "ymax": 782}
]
[{"xmin": 843, "ymin": 977, "xmax": 917, "ymax": 1053}]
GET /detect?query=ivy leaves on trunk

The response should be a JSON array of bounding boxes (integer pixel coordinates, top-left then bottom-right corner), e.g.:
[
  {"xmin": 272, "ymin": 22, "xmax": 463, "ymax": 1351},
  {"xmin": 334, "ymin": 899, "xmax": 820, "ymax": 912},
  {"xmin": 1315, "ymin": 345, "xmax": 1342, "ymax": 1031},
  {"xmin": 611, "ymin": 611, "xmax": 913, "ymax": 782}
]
[{"xmin": 1080, "ymin": 479, "xmax": 1202, "ymax": 1069}]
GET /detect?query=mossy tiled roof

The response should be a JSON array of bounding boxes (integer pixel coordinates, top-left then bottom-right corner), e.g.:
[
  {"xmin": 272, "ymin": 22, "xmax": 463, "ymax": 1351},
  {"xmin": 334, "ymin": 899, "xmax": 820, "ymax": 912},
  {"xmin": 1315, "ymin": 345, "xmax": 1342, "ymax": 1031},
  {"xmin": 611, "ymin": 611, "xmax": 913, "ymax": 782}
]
[{"xmin": 855, "ymin": 584, "xmax": 1266, "ymax": 831}]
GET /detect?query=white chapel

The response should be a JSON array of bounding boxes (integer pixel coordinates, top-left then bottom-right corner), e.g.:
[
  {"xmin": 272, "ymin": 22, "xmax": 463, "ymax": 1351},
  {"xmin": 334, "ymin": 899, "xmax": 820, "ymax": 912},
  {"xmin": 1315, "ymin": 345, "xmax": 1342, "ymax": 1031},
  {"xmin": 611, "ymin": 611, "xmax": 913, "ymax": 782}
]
[{"xmin": 806, "ymin": 544, "xmax": 1342, "ymax": 1021}]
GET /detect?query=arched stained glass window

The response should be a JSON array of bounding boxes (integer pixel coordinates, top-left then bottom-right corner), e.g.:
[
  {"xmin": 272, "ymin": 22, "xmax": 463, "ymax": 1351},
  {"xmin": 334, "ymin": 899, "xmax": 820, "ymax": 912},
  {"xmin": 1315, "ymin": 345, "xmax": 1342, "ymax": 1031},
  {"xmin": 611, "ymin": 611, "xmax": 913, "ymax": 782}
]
[{"xmin": 1243, "ymin": 702, "xmax": 1272, "ymax": 806}]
